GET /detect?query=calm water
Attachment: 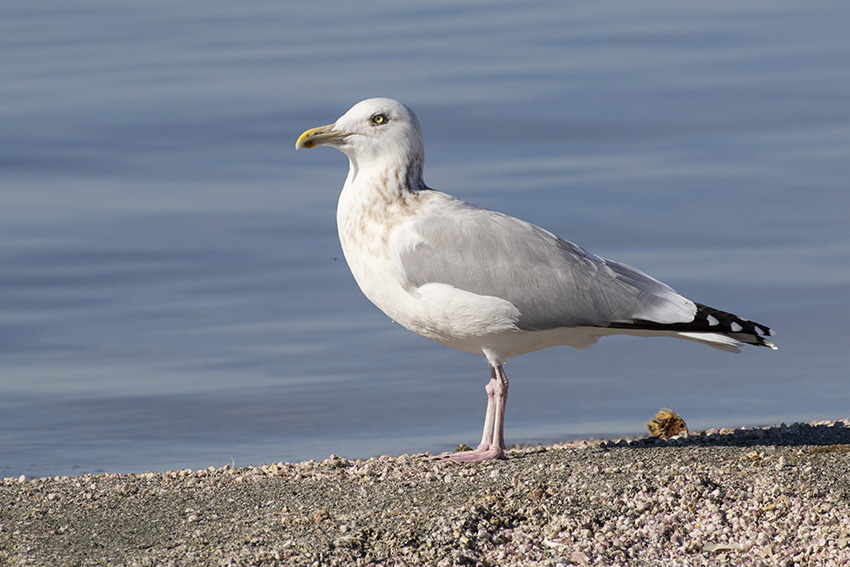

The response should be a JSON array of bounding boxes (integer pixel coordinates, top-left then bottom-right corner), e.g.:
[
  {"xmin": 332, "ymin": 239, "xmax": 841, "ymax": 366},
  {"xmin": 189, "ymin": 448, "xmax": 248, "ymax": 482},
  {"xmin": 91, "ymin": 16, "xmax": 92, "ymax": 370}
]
[{"xmin": 2, "ymin": 1, "xmax": 848, "ymax": 477}]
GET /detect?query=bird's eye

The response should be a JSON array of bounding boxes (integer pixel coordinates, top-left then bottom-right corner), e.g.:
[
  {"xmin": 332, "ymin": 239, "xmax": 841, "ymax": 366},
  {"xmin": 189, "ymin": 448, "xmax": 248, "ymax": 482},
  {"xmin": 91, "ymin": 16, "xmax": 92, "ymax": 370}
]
[{"xmin": 371, "ymin": 113, "xmax": 387, "ymax": 125}]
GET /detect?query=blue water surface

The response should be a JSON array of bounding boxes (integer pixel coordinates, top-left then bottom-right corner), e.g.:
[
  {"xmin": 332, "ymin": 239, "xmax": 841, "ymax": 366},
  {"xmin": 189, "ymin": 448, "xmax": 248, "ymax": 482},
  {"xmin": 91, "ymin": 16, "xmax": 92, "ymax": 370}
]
[{"xmin": 1, "ymin": 0, "xmax": 848, "ymax": 477}]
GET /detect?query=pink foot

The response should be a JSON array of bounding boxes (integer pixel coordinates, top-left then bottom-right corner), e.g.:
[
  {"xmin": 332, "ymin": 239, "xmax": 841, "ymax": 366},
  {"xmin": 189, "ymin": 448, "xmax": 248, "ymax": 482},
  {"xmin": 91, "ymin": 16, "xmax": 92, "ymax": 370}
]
[{"xmin": 428, "ymin": 444, "xmax": 505, "ymax": 463}]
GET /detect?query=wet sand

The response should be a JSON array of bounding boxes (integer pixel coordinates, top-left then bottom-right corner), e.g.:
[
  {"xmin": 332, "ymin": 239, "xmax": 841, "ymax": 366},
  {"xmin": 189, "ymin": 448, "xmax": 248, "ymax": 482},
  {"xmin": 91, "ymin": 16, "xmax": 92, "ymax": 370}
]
[{"xmin": 2, "ymin": 420, "xmax": 849, "ymax": 566}]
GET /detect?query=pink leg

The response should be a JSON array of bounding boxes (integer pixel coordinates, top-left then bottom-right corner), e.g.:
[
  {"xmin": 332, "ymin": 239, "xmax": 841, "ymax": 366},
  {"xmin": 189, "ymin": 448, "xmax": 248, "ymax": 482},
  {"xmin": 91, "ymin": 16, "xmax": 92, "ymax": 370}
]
[
  {"xmin": 429, "ymin": 364, "xmax": 509, "ymax": 463},
  {"xmin": 492, "ymin": 365, "xmax": 508, "ymax": 451},
  {"xmin": 476, "ymin": 366, "xmax": 499, "ymax": 450}
]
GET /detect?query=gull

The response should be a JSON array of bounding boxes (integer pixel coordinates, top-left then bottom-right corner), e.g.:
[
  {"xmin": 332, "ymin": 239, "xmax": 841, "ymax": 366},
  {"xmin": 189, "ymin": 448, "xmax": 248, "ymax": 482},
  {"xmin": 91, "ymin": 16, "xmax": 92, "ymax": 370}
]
[{"xmin": 296, "ymin": 98, "xmax": 776, "ymax": 463}]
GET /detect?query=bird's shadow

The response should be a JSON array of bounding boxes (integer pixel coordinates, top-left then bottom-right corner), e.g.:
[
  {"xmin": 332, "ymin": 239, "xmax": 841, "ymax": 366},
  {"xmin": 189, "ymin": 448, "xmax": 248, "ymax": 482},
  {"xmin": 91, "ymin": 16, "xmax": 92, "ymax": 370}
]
[
  {"xmin": 644, "ymin": 420, "xmax": 850, "ymax": 449},
  {"xmin": 506, "ymin": 420, "xmax": 850, "ymax": 460}
]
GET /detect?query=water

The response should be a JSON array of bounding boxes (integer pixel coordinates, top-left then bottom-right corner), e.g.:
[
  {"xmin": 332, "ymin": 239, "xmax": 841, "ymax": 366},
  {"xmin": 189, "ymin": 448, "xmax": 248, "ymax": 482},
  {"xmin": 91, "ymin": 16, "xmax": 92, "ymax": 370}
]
[{"xmin": 1, "ymin": 0, "xmax": 848, "ymax": 478}]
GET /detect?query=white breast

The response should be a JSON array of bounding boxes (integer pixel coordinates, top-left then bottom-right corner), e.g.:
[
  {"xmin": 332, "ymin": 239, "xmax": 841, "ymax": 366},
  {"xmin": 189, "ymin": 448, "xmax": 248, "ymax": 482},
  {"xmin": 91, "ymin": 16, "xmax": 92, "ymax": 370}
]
[{"xmin": 337, "ymin": 178, "xmax": 527, "ymax": 356}]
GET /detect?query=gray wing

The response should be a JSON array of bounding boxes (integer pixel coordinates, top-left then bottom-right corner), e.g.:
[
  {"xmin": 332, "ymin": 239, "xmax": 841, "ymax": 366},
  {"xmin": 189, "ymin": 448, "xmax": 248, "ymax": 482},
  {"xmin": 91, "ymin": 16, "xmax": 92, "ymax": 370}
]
[{"xmin": 399, "ymin": 203, "xmax": 695, "ymax": 331}]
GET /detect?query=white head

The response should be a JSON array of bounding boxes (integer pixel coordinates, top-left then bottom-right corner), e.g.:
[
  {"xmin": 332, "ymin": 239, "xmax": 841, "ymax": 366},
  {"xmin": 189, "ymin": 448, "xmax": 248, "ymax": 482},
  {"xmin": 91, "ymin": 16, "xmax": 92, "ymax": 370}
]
[{"xmin": 296, "ymin": 98, "xmax": 426, "ymax": 191}]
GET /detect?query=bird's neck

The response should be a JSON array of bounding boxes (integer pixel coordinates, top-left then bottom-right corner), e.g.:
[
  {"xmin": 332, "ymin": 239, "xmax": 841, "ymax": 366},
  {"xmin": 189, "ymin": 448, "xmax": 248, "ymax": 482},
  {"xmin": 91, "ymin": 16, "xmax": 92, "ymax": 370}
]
[
  {"xmin": 344, "ymin": 153, "xmax": 426, "ymax": 201},
  {"xmin": 336, "ymin": 155, "xmax": 427, "ymax": 262}
]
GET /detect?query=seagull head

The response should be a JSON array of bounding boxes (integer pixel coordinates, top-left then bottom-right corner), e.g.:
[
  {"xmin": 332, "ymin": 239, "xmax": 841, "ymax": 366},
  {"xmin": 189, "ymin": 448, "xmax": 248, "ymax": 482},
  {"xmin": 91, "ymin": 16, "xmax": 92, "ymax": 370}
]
[{"xmin": 296, "ymin": 98, "xmax": 425, "ymax": 189}]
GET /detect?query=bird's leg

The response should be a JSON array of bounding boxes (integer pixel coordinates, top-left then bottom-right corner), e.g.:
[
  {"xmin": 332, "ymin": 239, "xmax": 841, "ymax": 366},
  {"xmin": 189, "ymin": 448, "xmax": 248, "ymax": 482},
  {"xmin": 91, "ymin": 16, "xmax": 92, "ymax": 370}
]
[
  {"xmin": 429, "ymin": 364, "xmax": 508, "ymax": 463},
  {"xmin": 491, "ymin": 364, "xmax": 509, "ymax": 451},
  {"xmin": 476, "ymin": 366, "xmax": 499, "ymax": 450}
]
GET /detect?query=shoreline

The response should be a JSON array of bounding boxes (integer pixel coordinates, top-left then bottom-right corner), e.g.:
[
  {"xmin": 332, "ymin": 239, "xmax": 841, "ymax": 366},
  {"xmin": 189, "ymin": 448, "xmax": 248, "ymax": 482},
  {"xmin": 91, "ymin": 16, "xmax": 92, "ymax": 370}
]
[{"xmin": 2, "ymin": 419, "xmax": 849, "ymax": 566}]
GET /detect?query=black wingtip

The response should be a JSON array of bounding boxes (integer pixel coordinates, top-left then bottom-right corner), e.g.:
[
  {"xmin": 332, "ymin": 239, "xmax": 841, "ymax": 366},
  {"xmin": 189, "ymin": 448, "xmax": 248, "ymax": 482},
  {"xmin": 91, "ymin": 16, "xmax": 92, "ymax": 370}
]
[
  {"xmin": 608, "ymin": 302, "xmax": 777, "ymax": 350},
  {"xmin": 693, "ymin": 303, "xmax": 777, "ymax": 350}
]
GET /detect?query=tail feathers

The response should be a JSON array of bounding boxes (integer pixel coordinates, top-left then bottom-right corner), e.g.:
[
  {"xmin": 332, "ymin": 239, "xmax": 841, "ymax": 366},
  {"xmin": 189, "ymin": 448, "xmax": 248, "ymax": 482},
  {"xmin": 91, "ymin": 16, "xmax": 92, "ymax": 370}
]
[{"xmin": 610, "ymin": 302, "xmax": 777, "ymax": 350}]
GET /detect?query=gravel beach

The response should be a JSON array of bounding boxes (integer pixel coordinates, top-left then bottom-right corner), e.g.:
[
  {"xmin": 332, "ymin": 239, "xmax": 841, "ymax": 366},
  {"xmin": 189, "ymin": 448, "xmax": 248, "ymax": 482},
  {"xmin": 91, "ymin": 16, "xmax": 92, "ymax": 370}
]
[{"xmin": 2, "ymin": 419, "xmax": 849, "ymax": 566}]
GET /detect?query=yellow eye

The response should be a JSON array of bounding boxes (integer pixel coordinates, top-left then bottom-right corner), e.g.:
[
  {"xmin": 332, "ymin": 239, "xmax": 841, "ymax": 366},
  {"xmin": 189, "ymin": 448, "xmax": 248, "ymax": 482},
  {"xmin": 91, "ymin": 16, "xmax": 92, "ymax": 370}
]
[{"xmin": 371, "ymin": 113, "xmax": 387, "ymax": 125}]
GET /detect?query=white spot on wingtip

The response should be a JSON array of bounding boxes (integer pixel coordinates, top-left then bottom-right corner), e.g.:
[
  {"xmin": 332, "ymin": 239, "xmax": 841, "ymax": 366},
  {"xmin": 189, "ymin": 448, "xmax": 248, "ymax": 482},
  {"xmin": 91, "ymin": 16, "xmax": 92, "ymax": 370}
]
[
  {"xmin": 730, "ymin": 322, "xmax": 743, "ymax": 332},
  {"xmin": 707, "ymin": 315, "xmax": 720, "ymax": 326}
]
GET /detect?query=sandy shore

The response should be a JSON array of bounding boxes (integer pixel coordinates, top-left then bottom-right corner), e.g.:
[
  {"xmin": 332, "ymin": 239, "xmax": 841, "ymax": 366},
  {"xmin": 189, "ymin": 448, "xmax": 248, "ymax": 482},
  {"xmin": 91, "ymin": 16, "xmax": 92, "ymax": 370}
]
[{"xmin": 2, "ymin": 419, "xmax": 849, "ymax": 566}]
